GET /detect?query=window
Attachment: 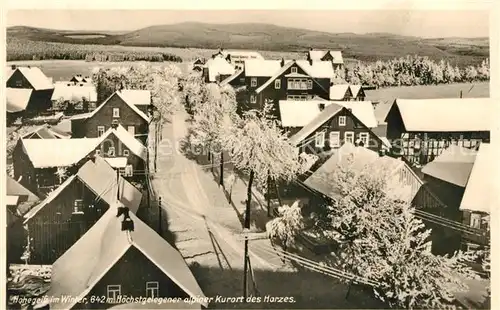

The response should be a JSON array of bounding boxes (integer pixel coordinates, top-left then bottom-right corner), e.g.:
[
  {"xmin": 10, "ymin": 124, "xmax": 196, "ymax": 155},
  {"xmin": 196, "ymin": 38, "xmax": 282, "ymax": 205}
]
[
  {"xmin": 286, "ymin": 95, "xmax": 307, "ymax": 101},
  {"xmin": 97, "ymin": 126, "xmax": 105, "ymax": 137},
  {"xmin": 291, "ymin": 67, "xmax": 298, "ymax": 73},
  {"xmin": 287, "ymin": 78, "xmax": 309, "ymax": 90},
  {"xmin": 274, "ymin": 79, "xmax": 281, "ymax": 89},
  {"xmin": 108, "ymin": 146, "xmax": 115, "ymax": 157},
  {"xmin": 329, "ymin": 132, "xmax": 341, "ymax": 147},
  {"xmin": 315, "ymin": 132, "xmax": 326, "ymax": 148},
  {"xmin": 344, "ymin": 132, "xmax": 355, "ymax": 144},
  {"xmin": 107, "ymin": 285, "xmax": 121, "ymax": 300},
  {"xmin": 239, "ymin": 78, "xmax": 245, "ymax": 84},
  {"xmin": 146, "ymin": 282, "xmax": 159, "ymax": 298},
  {"xmin": 95, "ymin": 149, "xmax": 101, "ymax": 156},
  {"xmin": 73, "ymin": 199, "xmax": 83, "ymax": 214},
  {"xmin": 250, "ymin": 95, "xmax": 256, "ymax": 104},
  {"xmin": 307, "ymin": 80, "xmax": 313, "ymax": 89},
  {"xmin": 125, "ymin": 165, "xmax": 134, "ymax": 177},
  {"xmin": 113, "ymin": 108, "xmax": 120, "ymax": 118},
  {"xmin": 251, "ymin": 78, "xmax": 257, "ymax": 87},
  {"xmin": 359, "ymin": 133, "xmax": 370, "ymax": 147},
  {"xmin": 470, "ymin": 213, "xmax": 482, "ymax": 229},
  {"xmin": 123, "ymin": 149, "xmax": 130, "ymax": 157},
  {"xmin": 15, "ymin": 80, "xmax": 22, "ymax": 87},
  {"xmin": 338, "ymin": 116, "xmax": 346, "ymax": 126},
  {"xmin": 127, "ymin": 126, "xmax": 135, "ymax": 137},
  {"xmin": 119, "ymin": 167, "xmax": 126, "ymax": 175}
]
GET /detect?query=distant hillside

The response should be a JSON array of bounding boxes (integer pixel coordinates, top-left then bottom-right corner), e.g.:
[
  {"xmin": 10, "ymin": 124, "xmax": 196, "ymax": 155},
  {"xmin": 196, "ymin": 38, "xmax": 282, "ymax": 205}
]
[{"xmin": 7, "ymin": 22, "xmax": 489, "ymax": 65}]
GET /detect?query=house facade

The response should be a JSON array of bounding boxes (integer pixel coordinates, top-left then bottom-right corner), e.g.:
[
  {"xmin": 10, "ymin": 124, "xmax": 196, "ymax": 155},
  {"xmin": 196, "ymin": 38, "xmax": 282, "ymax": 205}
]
[
  {"xmin": 51, "ymin": 82, "xmax": 98, "ymax": 114},
  {"xmin": 22, "ymin": 157, "xmax": 142, "ymax": 264},
  {"xmin": 71, "ymin": 90, "xmax": 150, "ymax": 145},
  {"xmin": 249, "ymin": 60, "xmax": 334, "ymax": 117},
  {"xmin": 385, "ymin": 98, "xmax": 492, "ymax": 166},
  {"xmin": 6, "ymin": 66, "xmax": 54, "ymax": 116},
  {"xmin": 221, "ymin": 50, "xmax": 264, "ymax": 70}
]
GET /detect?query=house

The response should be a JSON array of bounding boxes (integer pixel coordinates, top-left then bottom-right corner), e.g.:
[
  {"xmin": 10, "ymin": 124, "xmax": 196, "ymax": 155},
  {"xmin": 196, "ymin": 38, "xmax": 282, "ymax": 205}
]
[
  {"xmin": 6, "ymin": 176, "xmax": 40, "ymax": 263},
  {"xmin": 307, "ymin": 49, "xmax": 344, "ymax": 69},
  {"xmin": 202, "ymin": 55, "xmax": 235, "ymax": 83},
  {"xmin": 459, "ymin": 143, "xmax": 492, "ymax": 249},
  {"xmin": 51, "ymin": 82, "xmax": 98, "ymax": 114},
  {"xmin": 69, "ymin": 74, "xmax": 92, "ymax": 83},
  {"xmin": 385, "ymin": 98, "xmax": 492, "ymax": 166},
  {"xmin": 43, "ymin": 205, "xmax": 207, "ymax": 309},
  {"xmin": 249, "ymin": 59, "xmax": 335, "ymax": 115},
  {"xmin": 118, "ymin": 89, "xmax": 152, "ymax": 115},
  {"xmin": 13, "ymin": 125, "xmax": 146, "ymax": 194},
  {"xmin": 20, "ymin": 124, "xmax": 71, "ymax": 139},
  {"xmin": 285, "ymin": 101, "xmax": 381, "ymax": 163},
  {"xmin": 220, "ymin": 69, "xmax": 245, "ymax": 88},
  {"xmin": 22, "ymin": 156, "xmax": 142, "ymax": 264},
  {"xmin": 329, "ymin": 84, "xmax": 366, "ymax": 101},
  {"xmin": 221, "ymin": 49, "xmax": 264, "ymax": 70},
  {"xmin": 70, "ymin": 90, "xmax": 150, "ymax": 145},
  {"xmin": 6, "ymin": 65, "xmax": 54, "ymax": 116}
]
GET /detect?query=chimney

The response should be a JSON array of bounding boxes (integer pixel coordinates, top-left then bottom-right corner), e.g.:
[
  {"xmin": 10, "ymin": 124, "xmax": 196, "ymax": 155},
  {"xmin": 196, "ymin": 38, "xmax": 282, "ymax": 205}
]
[
  {"xmin": 27, "ymin": 65, "xmax": 31, "ymax": 69},
  {"xmin": 226, "ymin": 54, "xmax": 231, "ymax": 62},
  {"xmin": 280, "ymin": 58, "xmax": 285, "ymax": 67},
  {"xmin": 309, "ymin": 58, "xmax": 313, "ymax": 66},
  {"xmin": 309, "ymin": 47, "xmax": 313, "ymax": 51},
  {"xmin": 378, "ymin": 148, "xmax": 387, "ymax": 157},
  {"xmin": 11, "ymin": 65, "xmax": 16, "ymax": 70},
  {"xmin": 319, "ymin": 103, "xmax": 325, "ymax": 111},
  {"xmin": 111, "ymin": 119, "xmax": 119, "ymax": 128},
  {"xmin": 330, "ymin": 82, "xmax": 334, "ymax": 86}
]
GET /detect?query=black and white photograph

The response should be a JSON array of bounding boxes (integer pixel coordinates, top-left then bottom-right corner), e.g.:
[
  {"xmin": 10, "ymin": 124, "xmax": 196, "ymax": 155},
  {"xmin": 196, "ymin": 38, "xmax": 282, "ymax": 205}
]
[{"xmin": 2, "ymin": 2, "xmax": 496, "ymax": 309}]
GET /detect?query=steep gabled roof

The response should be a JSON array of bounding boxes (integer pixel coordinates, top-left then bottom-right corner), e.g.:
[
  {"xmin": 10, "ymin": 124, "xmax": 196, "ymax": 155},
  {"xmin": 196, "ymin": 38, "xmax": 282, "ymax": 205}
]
[
  {"xmin": 422, "ymin": 145, "xmax": 478, "ymax": 187},
  {"xmin": 244, "ymin": 59, "xmax": 284, "ymax": 77},
  {"xmin": 104, "ymin": 125, "xmax": 147, "ymax": 161},
  {"xmin": 349, "ymin": 85, "xmax": 364, "ymax": 98},
  {"xmin": 279, "ymin": 101, "xmax": 322, "ymax": 127},
  {"xmin": 20, "ymin": 124, "xmax": 66, "ymax": 139},
  {"xmin": 308, "ymin": 50, "xmax": 344, "ymax": 64},
  {"xmin": 288, "ymin": 100, "xmax": 378, "ymax": 146},
  {"xmin": 6, "ymin": 88, "xmax": 33, "ymax": 113},
  {"xmin": 386, "ymin": 98, "xmax": 493, "ymax": 132},
  {"xmin": 70, "ymin": 91, "xmax": 151, "ymax": 123},
  {"xmin": 46, "ymin": 207, "xmax": 207, "ymax": 309},
  {"xmin": 460, "ymin": 143, "xmax": 493, "ymax": 213},
  {"xmin": 204, "ymin": 56, "xmax": 235, "ymax": 82},
  {"xmin": 12, "ymin": 67, "xmax": 54, "ymax": 90},
  {"xmin": 329, "ymin": 84, "xmax": 352, "ymax": 100},
  {"xmin": 23, "ymin": 156, "xmax": 142, "ymax": 223},
  {"xmin": 7, "ymin": 176, "xmax": 40, "ymax": 215}
]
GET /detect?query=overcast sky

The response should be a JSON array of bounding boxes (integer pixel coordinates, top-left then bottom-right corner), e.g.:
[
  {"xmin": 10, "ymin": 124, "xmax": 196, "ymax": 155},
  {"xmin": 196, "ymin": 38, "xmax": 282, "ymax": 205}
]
[{"xmin": 7, "ymin": 10, "xmax": 489, "ymax": 38}]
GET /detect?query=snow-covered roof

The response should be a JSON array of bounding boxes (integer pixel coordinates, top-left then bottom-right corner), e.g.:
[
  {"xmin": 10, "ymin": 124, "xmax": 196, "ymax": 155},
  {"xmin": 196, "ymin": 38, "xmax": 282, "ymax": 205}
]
[
  {"xmin": 15, "ymin": 67, "xmax": 54, "ymax": 90},
  {"xmin": 51, "ymin": 83, "xmax": 97, "ymax": 102},
  {"xmin": 6, "ymin": 88, "xmax": 33, "ymax": 113},
  {"xmin": 460, "ymin": 143, "xmax": 494, "ymax": 213},
  {"xmin": 104, "ymin": 157, "xmax": 128, "ymax": 168},
  {"xmin": 108, "ymin": 124, "xmax": 147, "ymax": 161},
  {"xmin": 119, "ymin": 89, "xmax": 151, "ymax": 106},
  {"xmin": 204, "ymin": 56, "xmax": 235, "ymax": 82},
  {"xmin": 335, "ymin": 100, "xmax": 378, "ymax": 128},
  {"xmin": 308, "ymin": 50, "xmax": 344, "ymax": 64},
  {"xmin": 295, "ymin": 60, "xmax": 335, "ymax": 79},
  {"xmin": 329, "ymin": 84, "xmax": 351, "ymax": 100},
  {"xmin": 387, "ymin": 98, "xmax": 493, "ymax": 132},
  {"xmin": 279, "ymin": 101, "xmax": 322, "ymax": 127},
  {"xmin": 244, "ymin": 60, "xmax": 283, "ymax": 77}
]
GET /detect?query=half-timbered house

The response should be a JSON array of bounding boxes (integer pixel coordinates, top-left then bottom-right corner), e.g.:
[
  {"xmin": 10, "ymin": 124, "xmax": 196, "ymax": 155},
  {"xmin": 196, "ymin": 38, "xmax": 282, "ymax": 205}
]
[{"xmin": 385, "ymin": 98, "xmax": 492, "ymax": 166}]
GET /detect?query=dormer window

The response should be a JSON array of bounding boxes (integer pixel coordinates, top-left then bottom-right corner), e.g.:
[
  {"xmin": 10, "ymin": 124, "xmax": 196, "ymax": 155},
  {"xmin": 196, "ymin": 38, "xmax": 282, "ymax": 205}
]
[{"xmin": 113, "ymin": 108, "xmax": 120, "ymax": 118}]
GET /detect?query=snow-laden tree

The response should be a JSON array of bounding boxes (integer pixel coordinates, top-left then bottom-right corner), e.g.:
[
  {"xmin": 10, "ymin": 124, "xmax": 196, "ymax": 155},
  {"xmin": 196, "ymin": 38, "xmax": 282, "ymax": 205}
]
[
  {"xmin": 191, "ymin": 83, "xmax": 239, "ymax": 186},
  {"xmin": 312, "ymin": 156, "xmax": 477, "ymax": 309},
  {"xmin": 267, "ymin": 201, "xmax": 305, "ymax": 252},
  {"xmin": 222, "ymin": 107, "xmax": 306, "ymax": 226},
  {"xmin": 54, "ymin": 167, "xmax": 68, "ymax": 184},
  {"xmin": 182, "ymin": 72, "xmax": 205, "ymax": 115}
]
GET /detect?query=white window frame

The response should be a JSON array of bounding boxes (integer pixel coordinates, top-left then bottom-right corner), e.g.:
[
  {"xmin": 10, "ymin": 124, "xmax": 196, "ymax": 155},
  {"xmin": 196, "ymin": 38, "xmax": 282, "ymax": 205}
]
[
  {"xmin": 119, "ymin": 167, "xmax": 126, "ymax": 175},
  {"xmin": 291, "ymin": 67, "xmax": 298, "ymax": 74},
  {"xmin": 315, "ymin": 131, "xmax": 326, "ymax": 148},
  {"xmin": 274, "ymin": 79, "xmax": 281, "ymax": 89},
  {"xmin": 125, "ymin": 164, "xmax": 134, "ymax": 177},
  {"xmin": 470, "ymin": 213, "xmax": 482, "ymax": 229},
  {"xmin": 107, "ymin": 285, "xmax": 121, "ymax": 300},
  {"xmin": 97, "ymin": 126, "xmax": 105, "ymax": 137},
  {"xmin": 338, "ymin": 116, "xmax": 347, "ymax": 126},
  {"xmin": 307, "ymin": 80, "xmax": 313, "ymax": 89},
  {"xmin": 108, "ymin": 146, "xmax": 115, "ymax": 157},
  {"xmin": 15, "ymin": 80, "xmax": 22, "ymax": 87},
  {"xmin": 113, "ymin": 108, "xmax": 120, "ymax": 118},
  {"xmin": 123, "ymin": 149, "xmax": 130, "ymax": 157},
  {"xmin": 359, "ymin": 132, "xmax": 370, "ymax": 146},
  {"xmin": 95, "ymin": 149, "xmax": 101, "ymax": 156},
  {"xmin": 250, "ymin": 95, "xmax": 257, "ymax": 104},
  {"xmin": 329, "ymin": 131, "xmax": 341, "ymax": 147},
  {"xmin": 146, "ymin": 281, "xmax": 159, "ymax": 298},
  {"xmin": 344, "ymin": 132, "xmax": 355, "ymax": 144},
  {"xmin": 251, "ymin": 78, "xmax": 257, "ymax": 87},
  {"xmin": 73, "ymin": 199, "xmax": 83, "ymax": 213},
  {"xmin": 127, "ymin": 126, "xmax": 135, "ymax": 137}
]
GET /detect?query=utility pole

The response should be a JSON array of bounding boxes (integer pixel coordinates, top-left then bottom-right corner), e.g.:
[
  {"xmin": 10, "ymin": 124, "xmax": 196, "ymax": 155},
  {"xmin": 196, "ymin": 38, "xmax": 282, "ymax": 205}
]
[
  {"xmin": 460, "ymin": 90, "xmax": 463, "ymax": 98},
  {"xmin": 116, "ymin": 168, "xmax": 120, "ymax": 200},
  {"xmin": 158, "ymin": 196, "xmax": 162, "ymax": 236},
  {"xmin": 243, "ymin": 170, "xmax": 254, "ymax": 299}
]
